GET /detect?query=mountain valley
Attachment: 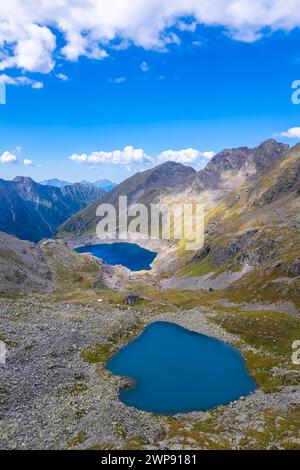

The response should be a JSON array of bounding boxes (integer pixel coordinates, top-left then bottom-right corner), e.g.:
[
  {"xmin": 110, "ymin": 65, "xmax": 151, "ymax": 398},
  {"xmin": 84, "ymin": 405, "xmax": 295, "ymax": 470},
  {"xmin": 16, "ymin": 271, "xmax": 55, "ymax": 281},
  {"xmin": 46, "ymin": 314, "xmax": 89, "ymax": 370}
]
[{"xmin": 1, "ymin": 139, "xmax": 300, "ymax": 450}]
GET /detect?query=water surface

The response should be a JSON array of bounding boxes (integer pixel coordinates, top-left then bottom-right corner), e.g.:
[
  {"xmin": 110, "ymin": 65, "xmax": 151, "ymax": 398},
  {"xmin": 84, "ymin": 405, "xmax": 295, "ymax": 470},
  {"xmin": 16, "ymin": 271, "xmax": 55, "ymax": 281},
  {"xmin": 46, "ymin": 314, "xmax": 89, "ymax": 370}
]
[
  {"xmin": 106, "ymin": 321, "xmax": 256, "ymax": 414},
  {"xmin": 75, "ymin": 242, "xmax": 157, "ymax": 271}
]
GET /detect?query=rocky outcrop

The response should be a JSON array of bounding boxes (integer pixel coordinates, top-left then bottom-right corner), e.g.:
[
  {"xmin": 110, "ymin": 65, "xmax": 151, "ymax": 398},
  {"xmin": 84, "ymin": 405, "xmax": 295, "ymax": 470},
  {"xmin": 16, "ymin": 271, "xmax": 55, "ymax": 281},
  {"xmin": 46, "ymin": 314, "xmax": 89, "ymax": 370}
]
[
  {"xmin": 124, "ymin": 293, "xmax": 141, "ymax": 305},
  {"xmin": 286, "ymin": 258, "xmax": 300, "ymax": 276},
  {"xmin": 192, "ymin": 229, "xmax": 280, "ymax": 271},
  {"xmin": 196, "ymin": 139, "xmax": 289, "ymax": 190},
  {"xmin": 0, "ymin": 231, "xmax": 111, "ymax": 295}
]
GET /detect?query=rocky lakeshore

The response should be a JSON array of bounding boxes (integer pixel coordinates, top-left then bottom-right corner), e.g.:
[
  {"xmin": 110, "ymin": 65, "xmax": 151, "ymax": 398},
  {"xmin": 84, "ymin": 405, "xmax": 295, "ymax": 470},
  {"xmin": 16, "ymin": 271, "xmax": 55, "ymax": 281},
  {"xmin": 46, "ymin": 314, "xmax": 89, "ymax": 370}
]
[{"xmin": 1, "ymin": 297, "xmax": 300, "ymax": 450}]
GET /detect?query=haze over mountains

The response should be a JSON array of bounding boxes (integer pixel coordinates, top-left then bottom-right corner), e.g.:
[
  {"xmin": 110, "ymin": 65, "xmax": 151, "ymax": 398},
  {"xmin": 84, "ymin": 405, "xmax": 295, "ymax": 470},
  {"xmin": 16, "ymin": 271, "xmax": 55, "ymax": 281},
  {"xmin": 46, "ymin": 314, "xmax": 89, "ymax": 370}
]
[
  {"xmin": 0, "ymin": 177, "xmax": 105, "ymax": 242},
  {"xmin": 41, "ymin": 178, "xmax": 116, "ymax": 192}
]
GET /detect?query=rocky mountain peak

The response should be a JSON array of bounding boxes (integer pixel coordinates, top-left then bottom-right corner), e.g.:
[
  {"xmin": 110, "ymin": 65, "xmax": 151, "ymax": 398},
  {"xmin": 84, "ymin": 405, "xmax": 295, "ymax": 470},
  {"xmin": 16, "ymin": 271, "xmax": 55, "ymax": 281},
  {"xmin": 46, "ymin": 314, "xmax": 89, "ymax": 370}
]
[
  {"xmin": 13, "ymin": 176, "xmax": 37, "ymax": 186},
  {"xmin": 197, "ymin": 139, "xmax": 289, "ymax": 190},
  {"xmin": 252, "ymin": 139, "xmax": 289, "ymax": 172},
  {"xmin": 147, "ymin": 160, "xmax": 196, "ymax": 185}
]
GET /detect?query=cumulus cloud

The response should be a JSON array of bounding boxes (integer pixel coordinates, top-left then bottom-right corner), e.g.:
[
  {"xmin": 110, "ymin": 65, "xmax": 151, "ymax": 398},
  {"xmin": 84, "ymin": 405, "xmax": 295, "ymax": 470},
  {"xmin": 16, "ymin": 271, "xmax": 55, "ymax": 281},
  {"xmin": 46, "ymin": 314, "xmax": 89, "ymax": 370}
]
[
  {"xmin": 281, "ymin": 127, "xmax": 300, "ymax": 139},
  {"xmin": 23, "ymin": 158, "xmax": 34, "ymax": 167},
  {"xmin": 0, "ymin": 147, "xmax": 36, "ymax": 166},
  {"xmin": 202, "ymin": 151, "xmax": 216, "ymax": 159},
  {"xmin": 0, "ymin": 1, "xmax": 299, "ymax": 75},
  {"xmin": 0, "ymin": 151, "xmax": 17, "ymax": 164},
  {"xmin": 0, "ymin": 22, "xmax": 55, "ymax": 73},
  {"xmin": 70, "ymin": 145, "xmax": 215, "ymax": 169},
  {"xmin": 158, "ymin": 148, "xmax": 215, "ymax": 165},
  {"xmin": 70, "ymin": 146, "xmax": 153, "ymax": 165},
  {"xmin": 0, "ymin": 74, "xmax": 43, "ymax": 89}
]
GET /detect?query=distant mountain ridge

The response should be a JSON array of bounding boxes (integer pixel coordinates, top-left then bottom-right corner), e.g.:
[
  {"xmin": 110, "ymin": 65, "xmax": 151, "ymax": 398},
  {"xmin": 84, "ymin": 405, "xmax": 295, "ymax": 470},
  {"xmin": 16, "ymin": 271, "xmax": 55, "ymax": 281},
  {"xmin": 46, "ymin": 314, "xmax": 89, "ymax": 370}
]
[
  {"xmin": 0, "ymin": 177, "xmax": 105, "ymax": 242},
  {"xmin": 41, "ymin": 178, "xmax": 116, "ymax": 192},
  {"xmin": 58, "ymin": 140, "xmax": 289, "ymax": 237},
  {"xmin": 59, "ymin": 160, "xmax": 197, "ymax": 236},
  {"xmin": 80, "ymin": 179, "xmax": 117, "ymax": 192},
  {"xmin": 40, "ymin": 178, "xmax": 70, "ymax": 188}
]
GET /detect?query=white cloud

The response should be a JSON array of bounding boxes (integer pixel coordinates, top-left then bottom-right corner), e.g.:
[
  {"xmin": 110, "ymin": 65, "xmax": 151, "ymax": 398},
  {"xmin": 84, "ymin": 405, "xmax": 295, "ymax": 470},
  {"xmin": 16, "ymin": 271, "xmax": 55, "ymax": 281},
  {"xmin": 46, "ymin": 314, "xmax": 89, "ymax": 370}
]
[
  {"xmin": 0, "ymin": 74, "xmax": 43, "ymax": 89},
  {"xmin": 177, "ymin": 20, "xmax": 197, "ymax": 32},
  {"xmin": 0, "ymin": 1, "xmax": 299, "ymax": 75},
  {"xmin": 140, "ymin": 61, "xmax": 150, "ymax": 72},
  {"xmin": 0, "ymin": 22, "xmax": 55, "ymax": 73},
  {"xmin": 158, "ymin": 148, "xmax": 215, "ymax": 165},
  {"xmin": 55, "ymin": 73, "xmax": 68, "ymax": 81},
  {"xmin": 0, "ymin": 151, "xmax": 17, "ymax": 164},
  {"xmin": 0, "ymin": 148, "xmax": 36, "ymax": 166},
  {"xmin": 70, "ymin": 146, "xmax": 153, "ymax": 165},
  {"xmin": 70, "ymin": 145, "xmax": 215, "ymax": 169},
  {"xmin": 108, "ymin": 77, "xmax": 126, "ymax": 84},
  {"xmin": 202, "ymin": 151, "xmax": 216, "ymax": 159},
  {"xmin": 281, "ymin": 127, "xmax": 300, "ymax": 139},
  {"xmin": 192, "ymin": 40, "xmax": 203, "ymax": 47},
  {"xmin": 23, "ymin": 158, "xmax": 34, "ymax": 167}
]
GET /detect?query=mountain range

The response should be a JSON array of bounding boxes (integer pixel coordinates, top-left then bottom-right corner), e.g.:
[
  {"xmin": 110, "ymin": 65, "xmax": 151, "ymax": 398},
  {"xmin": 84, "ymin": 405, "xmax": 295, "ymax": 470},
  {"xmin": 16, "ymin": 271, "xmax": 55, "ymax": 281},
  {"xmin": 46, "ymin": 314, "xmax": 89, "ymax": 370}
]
[
  {"xmin": 59, "ymin": 160, "xmax": 197, "ymax": 236},
  {"xmin": 59, "ymin": 139, "xmax": 289, "ymax": 236},
  {"xmin": 1, "ymin": 138, "xmax": 300, "ymax": 450},
  {"xmin": 0, "ymin": 177, "xmax": 105, "ymax": 242},
  {"xmin": 1, "ymin": 138, "xmax": 299, "ymax": 296},
  {"xmin": 57, "ymin": 138, "xmax": 300, "ymax": 307},
  {"xmin": 41, "ymin": 178, "xmax": 116, "ymax": 192}
]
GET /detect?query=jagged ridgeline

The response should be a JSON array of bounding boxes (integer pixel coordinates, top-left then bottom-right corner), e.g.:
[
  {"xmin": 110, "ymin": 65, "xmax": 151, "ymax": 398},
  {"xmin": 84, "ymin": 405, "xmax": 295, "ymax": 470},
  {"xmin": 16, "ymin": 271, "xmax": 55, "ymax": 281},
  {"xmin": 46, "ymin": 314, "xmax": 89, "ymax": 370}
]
[
  {"xmin": 0, "ymin": 178, "xmax": 105, "ymax": 242},
  {"xmin": 58, "ymin": 138, "xmax": 290, "ymax": 238},
  {"xmin": 57, "ymin": 139, "xmax": 300, "ymax": 304}
]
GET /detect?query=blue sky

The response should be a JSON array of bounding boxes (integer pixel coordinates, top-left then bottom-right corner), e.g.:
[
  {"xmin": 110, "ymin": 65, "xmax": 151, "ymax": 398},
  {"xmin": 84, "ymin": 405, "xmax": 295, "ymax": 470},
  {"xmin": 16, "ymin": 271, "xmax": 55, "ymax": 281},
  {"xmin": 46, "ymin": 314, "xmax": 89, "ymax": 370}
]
[{"xmin": 0, "ymin": 2, "xmax": 300, "ymax": 183}]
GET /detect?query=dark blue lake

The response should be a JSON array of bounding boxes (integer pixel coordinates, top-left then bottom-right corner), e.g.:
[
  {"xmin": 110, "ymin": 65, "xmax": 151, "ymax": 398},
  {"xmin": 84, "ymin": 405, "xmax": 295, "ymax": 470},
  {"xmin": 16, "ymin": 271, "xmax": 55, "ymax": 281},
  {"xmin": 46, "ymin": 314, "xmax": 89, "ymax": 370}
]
[
  {"xmin": 75, "ymin": 242, "xmax": 157, "ymax": 271},
  {"xmin": 106, "ymin": 322, "xmax": 256, "ymax": 414}
]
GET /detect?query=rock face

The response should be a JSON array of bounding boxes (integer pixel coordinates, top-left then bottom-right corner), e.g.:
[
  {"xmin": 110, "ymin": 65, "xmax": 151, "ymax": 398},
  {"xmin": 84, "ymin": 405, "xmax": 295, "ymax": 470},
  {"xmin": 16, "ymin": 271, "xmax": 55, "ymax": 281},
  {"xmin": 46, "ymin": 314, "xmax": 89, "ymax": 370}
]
[{"xmin": 0, "ymin": 177, "xmax": 105, "ymax": 242}]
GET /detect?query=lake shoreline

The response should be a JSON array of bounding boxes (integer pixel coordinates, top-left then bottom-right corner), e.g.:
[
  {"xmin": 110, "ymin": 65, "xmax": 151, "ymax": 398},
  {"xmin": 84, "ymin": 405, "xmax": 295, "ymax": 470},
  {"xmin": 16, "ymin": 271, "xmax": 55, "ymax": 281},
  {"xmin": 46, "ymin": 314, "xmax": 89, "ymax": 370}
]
[
  {"xmin": 106, "ymin": 319, "xmax": 256, "ymax": 414},
  {"xmin": 75, "ymin": 242, "xmax": 157, "ymax": 272}
]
